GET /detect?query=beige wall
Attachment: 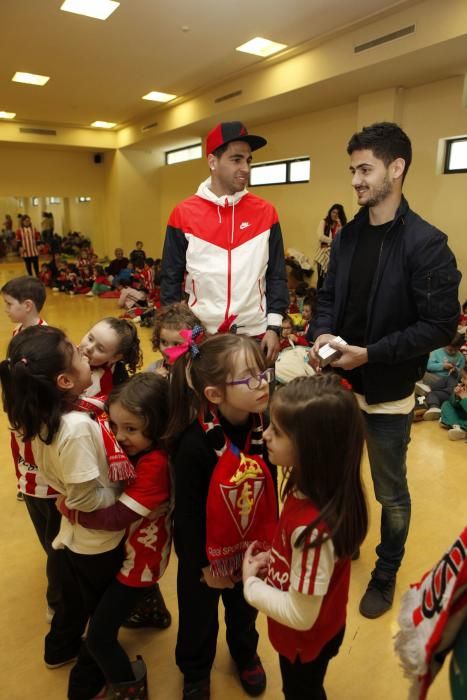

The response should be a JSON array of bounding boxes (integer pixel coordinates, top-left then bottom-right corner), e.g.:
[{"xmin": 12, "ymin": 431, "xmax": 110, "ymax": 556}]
[
  {"xmin": 155, "ymin": 75, "xmax": 467, "ymax": 300},
  {"xmin": 0, "ymin": 74, "xmax": 466, "ymax": 301},
  {"xmin": 0, "ymin": 145, "xmax": 107, "ymax": 252}
]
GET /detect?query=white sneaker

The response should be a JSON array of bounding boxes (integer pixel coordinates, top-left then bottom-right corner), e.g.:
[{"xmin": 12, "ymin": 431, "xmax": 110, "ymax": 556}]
[
  {"xmin": 448, "ymin": 425, "xmax": 466, "ymax": 441},
  {"xmin": 423, "ymin": 407, "xmax": 441, "ymax": 421},
  {"xmin": 415, "ymin": 381, "xmax": 431, "ymax": 396},
  {"xmin": 85, "ymin": 291, "xmax": 94, "ymax": 297}
]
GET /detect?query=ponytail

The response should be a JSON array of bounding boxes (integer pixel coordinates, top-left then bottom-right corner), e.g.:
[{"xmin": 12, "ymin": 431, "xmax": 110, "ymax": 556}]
[{"xmin": 0, "ymin": 326, "xmax": 74, "ymax": 443}]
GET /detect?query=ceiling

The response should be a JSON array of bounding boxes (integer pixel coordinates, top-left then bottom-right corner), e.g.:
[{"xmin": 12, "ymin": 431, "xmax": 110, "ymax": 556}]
[{"xmin": 0, "ymin": 0, "xmax": 424, "ymax": 131}]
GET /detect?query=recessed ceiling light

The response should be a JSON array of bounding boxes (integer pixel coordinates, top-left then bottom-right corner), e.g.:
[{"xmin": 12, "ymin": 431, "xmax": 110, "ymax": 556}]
[
  {"xmin": 60, "ymin": 0, "xmax": 120, "ymax": 20},
  {"xmin": 12, "ymin": 72, "xmax": 50, "ymax": 86},
  {"xmin": 91, "ymin": 120, "xmax": 117, "ymax": 128},
  {"xmin": 0, "ymin": 111, "xmax": 16, "ymax": 119},
  {"xmin": 142, "ymin": 91, "xmax": 177, "ymax": 103},
  {"xmin": 236, "ymin": 37, "xmax": 287, "ymax": 57}
]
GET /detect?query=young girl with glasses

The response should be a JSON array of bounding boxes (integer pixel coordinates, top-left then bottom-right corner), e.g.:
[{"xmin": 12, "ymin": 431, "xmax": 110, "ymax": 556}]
[
  {"xmin": 166, "ymin": 332, "xmax": 278, "ymax": 700},
  {"xmin": 242, "ymin": 374, "xmax": 368, "ymax": 699}
]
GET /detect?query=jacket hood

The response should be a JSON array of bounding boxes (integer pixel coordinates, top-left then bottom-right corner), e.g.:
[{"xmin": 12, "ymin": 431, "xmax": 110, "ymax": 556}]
[{"xmin": 196, "ymin": 177, "xmax": 248, "ymax": 207}]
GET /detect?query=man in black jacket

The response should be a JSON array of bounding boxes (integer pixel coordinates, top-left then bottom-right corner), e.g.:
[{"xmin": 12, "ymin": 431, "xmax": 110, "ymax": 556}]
[{"xmin": 309, "ymin": 122, "xmax": 461, "ymax": 618}]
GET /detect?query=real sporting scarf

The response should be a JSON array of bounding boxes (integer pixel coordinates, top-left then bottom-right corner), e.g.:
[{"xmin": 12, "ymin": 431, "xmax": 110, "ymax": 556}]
[
  {"xmin": 74, "ymin": 396, "xmax": 136, "ymax": 483},
  {"xmin": 394, "ymin": 527, "xmax": 467, "ymax": 699},
  {"xmin": 200, "ymin": 407, "xmax": 277, "ymax": 577}
]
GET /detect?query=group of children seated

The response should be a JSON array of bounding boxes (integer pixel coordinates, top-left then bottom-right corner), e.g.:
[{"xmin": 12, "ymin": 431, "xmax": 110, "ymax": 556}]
[
  {"xmin": 414, "ymin": 301, "xmax": 467, "ymax": 441},
  {"xmin": 39, "ymin": 242, "xmax": 162, "ymax": 320}
]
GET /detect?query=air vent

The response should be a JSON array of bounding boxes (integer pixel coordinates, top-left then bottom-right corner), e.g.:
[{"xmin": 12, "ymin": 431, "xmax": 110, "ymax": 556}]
[
  {"xmin": 354, "ymin": 24, "xmax": 415, "ymax": 53},
  {"xmin": 141, "ymin": 121, "xmax": 158, "ymax": 132},
  {"xmin": 19, "ymin": 127, "xmax": 57, "ymax": 136},
  {"xmin": 214, "ymin": 90, "xmax": 242, "ymax": 104}
]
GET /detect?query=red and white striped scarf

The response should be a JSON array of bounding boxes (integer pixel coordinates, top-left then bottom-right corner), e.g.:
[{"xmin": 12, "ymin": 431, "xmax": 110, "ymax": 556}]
[{"xmin": 74, "ymin": 396, "xmax": 136, "ymax": 482}]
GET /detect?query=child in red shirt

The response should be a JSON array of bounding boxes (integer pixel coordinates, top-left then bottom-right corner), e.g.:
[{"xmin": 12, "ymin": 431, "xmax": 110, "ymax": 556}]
[{"xmin": 243, "ymin": 374, "xmax": 368, "ymax": 700}]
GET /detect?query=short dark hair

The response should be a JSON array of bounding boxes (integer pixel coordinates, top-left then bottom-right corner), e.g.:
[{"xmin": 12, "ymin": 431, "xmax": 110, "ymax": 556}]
[
  {"xmin": 212, "ymin": 143, "xmax": 229, "ymax": 159},
  {"xmin": 107, "ymin": 372, "xmax": 169, "ymax": 447},
  {"xmin": 347, "ymin": 122, "xmax": 412, "ymax": 181},
  {"xmin": 447, "ymin": 332, "xmax": 465, "ymax": 349},
  {"xmin": 2, "ymin": 276, "xmax": 46, "ymax": 312}
]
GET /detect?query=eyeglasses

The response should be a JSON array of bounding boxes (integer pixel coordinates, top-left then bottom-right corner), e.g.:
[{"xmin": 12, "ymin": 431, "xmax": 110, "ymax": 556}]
[{"xmin": 225, "ymin": 368, "xmax": 275, "ymax": 391}]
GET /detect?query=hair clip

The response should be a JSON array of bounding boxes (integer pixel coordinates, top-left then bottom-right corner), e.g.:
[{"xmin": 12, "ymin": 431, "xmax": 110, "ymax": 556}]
[
  {"xmin": 164, "ymin": 325, "xmax": 205, "ymax": 364},
  {"xmin": 340, "ymin": 378, "xmax": 352, "ymax": 391}
]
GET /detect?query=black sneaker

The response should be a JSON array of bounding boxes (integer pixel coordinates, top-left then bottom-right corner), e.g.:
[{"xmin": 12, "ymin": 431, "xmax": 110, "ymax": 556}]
[
  {"xmin": 237, "ymin": 654, "xmax": 266, "ymax": 697},
  {"xmin": 183, "ymin": 678, "xmax": 210, "ymax": 700},
  {"xmin": 359, "ymin": 572, "xmax": 396, "ymax": 618}
]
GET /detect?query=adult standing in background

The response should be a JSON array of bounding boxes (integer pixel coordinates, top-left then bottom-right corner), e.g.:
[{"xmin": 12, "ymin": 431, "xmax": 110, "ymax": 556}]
[
  {"xmin": 313, "ymin": 203, "xmax": 347, "ymax": 289},
  {"xmin": 309, "ymin": 122, "xmax": 461, "ymax": 619},
  {"xmin": 160, "ymin": 121, "xmax": 288, "ymax": 364},
  {"xmin": 16, "ymin": 214, "xmax": 41, "ymax": 276}
]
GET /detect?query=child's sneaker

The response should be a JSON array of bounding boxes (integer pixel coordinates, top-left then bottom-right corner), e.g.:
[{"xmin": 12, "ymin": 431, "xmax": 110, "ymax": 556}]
[
  {"xmin": 183, "ymin": 678, "xmax": 210, "ymax": 699},
  {"xmin": 448, "ymin": 425, "xmax": 466, "ymax": 441},
  {"xmin": 16, "ymin": 491, "xmax": 24, "ymax": 501},
  {"xmin": 415, "ymin": 381, "xmax": 431, "ymax": 396},
  {"xmin": 236, "ymin": 654, "xmax": 266, "ymax": 696},
  {"xmin": 423, "ymin": 407, "xmax": 441, "ymax": 421}
]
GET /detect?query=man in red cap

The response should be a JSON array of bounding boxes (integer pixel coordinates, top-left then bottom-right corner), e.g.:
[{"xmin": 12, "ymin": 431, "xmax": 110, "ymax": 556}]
[{"xmin": 160, "ymin": 120, "xmax": 288, "ymax": 363}]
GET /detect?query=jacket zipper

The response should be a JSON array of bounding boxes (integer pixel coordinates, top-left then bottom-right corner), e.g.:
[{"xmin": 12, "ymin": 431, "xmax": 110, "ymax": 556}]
[{"xmin": 225, "ymin": 200, "xmax": 232, "ymax": 320}]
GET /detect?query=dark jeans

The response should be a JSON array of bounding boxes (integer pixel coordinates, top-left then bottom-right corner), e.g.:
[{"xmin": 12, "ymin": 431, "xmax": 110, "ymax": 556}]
[
  {"xmin": 24, "ymin": 256, "xmax": 39, "ymax": 276},
  {"xmin": 176, "ymin": 562, "xmax": 259, "ymax": 683},
  {"xmin": 23, "ymin": 494, "xmax": 62, "ymax": 609},
  {"xmin": 364, "ymin": 411, "xmax": 413, "ymax": 578},
  {"xmin": 86, "ymin": 579, "xmax": 149, "ymax": 683},
  {"xmin": 279, "ymin": 627, "xmax": 345, "ymax": 700},
  {"xmin": 65, "ymin": 543, "xmax": 125, "ymax": 700}
]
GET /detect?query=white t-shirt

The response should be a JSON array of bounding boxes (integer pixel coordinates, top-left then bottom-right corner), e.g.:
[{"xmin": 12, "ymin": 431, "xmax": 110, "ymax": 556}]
[{"xmin": 32, "ymin": 411, "xmax": 124, "ymax": 554}]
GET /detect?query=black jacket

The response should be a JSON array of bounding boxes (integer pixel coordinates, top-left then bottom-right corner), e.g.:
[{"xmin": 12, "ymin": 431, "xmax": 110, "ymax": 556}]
[{"xmin": 309, "ymin": 197, "xmax": 461, "ymax": 404}]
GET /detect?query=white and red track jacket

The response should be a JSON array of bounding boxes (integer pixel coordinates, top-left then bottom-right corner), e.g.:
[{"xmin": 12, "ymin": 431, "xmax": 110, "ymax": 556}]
[{"xmin": 160, "ymin": 179, "xmax": 288, "ymax": 335}]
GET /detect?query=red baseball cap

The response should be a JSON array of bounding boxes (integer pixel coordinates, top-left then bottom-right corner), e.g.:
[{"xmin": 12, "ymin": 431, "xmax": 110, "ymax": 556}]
[{"xmin": 205, "ymin": 121, "xmax": 267, "ymax": 156}]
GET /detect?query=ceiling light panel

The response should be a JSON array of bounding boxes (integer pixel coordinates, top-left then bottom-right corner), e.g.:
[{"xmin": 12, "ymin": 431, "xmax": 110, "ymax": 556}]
[
  {"xmin": 12, "ymin": 72, "xmax": 50, "ymax": 86},
  {"xmin": 0, "ymin": 111, "xmax": 16, "ymax": 119},
  {"xmin": 91, "ymin": 120, "xmax": 117, "ymax": 128},
  {"xmin": 60, "ymin": 0, "xmax": 120, "ymax": 20},
  {"xmin": 142, "ymin": 91, "xmax": 177, "ymax": 103},
  {"xmin": 236, "ymin": 37, "xmax": 287, "ymax": 57}
]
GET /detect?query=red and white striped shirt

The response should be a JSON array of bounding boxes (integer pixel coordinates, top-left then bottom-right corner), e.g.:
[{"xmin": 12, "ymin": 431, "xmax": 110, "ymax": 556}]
[
  {"xmin": 266, "ymin": 492, "xmax": 350, "ymax": 662},
  {"xmin": 11, "ymin": 433, "xmax": 58, "ymax": 498},
  {"xmin": 13, "ymin": 317, "xmax": 47, "ymax": 336},
  {"xmin": 10, "ymin": 319, "xmax": 57, "ymax": 497},
  {"xmin": 16, "ymin": 226, "xmax": 40, "ymax": 257}
]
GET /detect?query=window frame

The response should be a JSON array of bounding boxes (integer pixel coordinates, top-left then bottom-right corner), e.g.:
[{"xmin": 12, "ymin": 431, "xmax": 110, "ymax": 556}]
[
  {"xmin": 443, "ymin": 137, "xmax": 467, "ymax": 174},
  {"xmin": 165, "ymin": 142, "xmax": 202, "ymax": 166},
  {"xmin": 249, "ymin": 156, "xmax": 310, "ymax": 187}
]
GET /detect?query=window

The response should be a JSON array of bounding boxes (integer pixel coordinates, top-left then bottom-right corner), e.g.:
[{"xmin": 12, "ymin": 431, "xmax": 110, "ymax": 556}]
[
  {"xmin": 249, "ymin": 157, "xmax": 310, "ymax": 186},
  {"xmin": 444, "ymin": 138, "xmax": 467, "ymax": 174},
  {"xmin": 31, "ymin": 197, "xmax": 40, "ymax": 206},
  {"xmin": 77, "ymin": 196, "xmax": 92, "ymax": 203},
  {"xmin": 47, "ymin": 196, "xmax": 61, "ymax": 205},
  {"xmin": 166, "ymin": 143, "xmax": 202, "ymax": 165}
]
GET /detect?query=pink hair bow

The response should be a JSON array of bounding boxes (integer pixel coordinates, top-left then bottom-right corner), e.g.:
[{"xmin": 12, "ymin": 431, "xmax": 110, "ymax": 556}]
[{"xmin": 164, "ymin": 325, "xmax": 205, "ymax": 365}]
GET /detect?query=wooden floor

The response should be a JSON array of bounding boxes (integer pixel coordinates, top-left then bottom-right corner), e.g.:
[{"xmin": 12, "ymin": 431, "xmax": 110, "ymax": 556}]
[{"xmin": 0, "ymin": 259, "xmax": 464, "ymax": 700}]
